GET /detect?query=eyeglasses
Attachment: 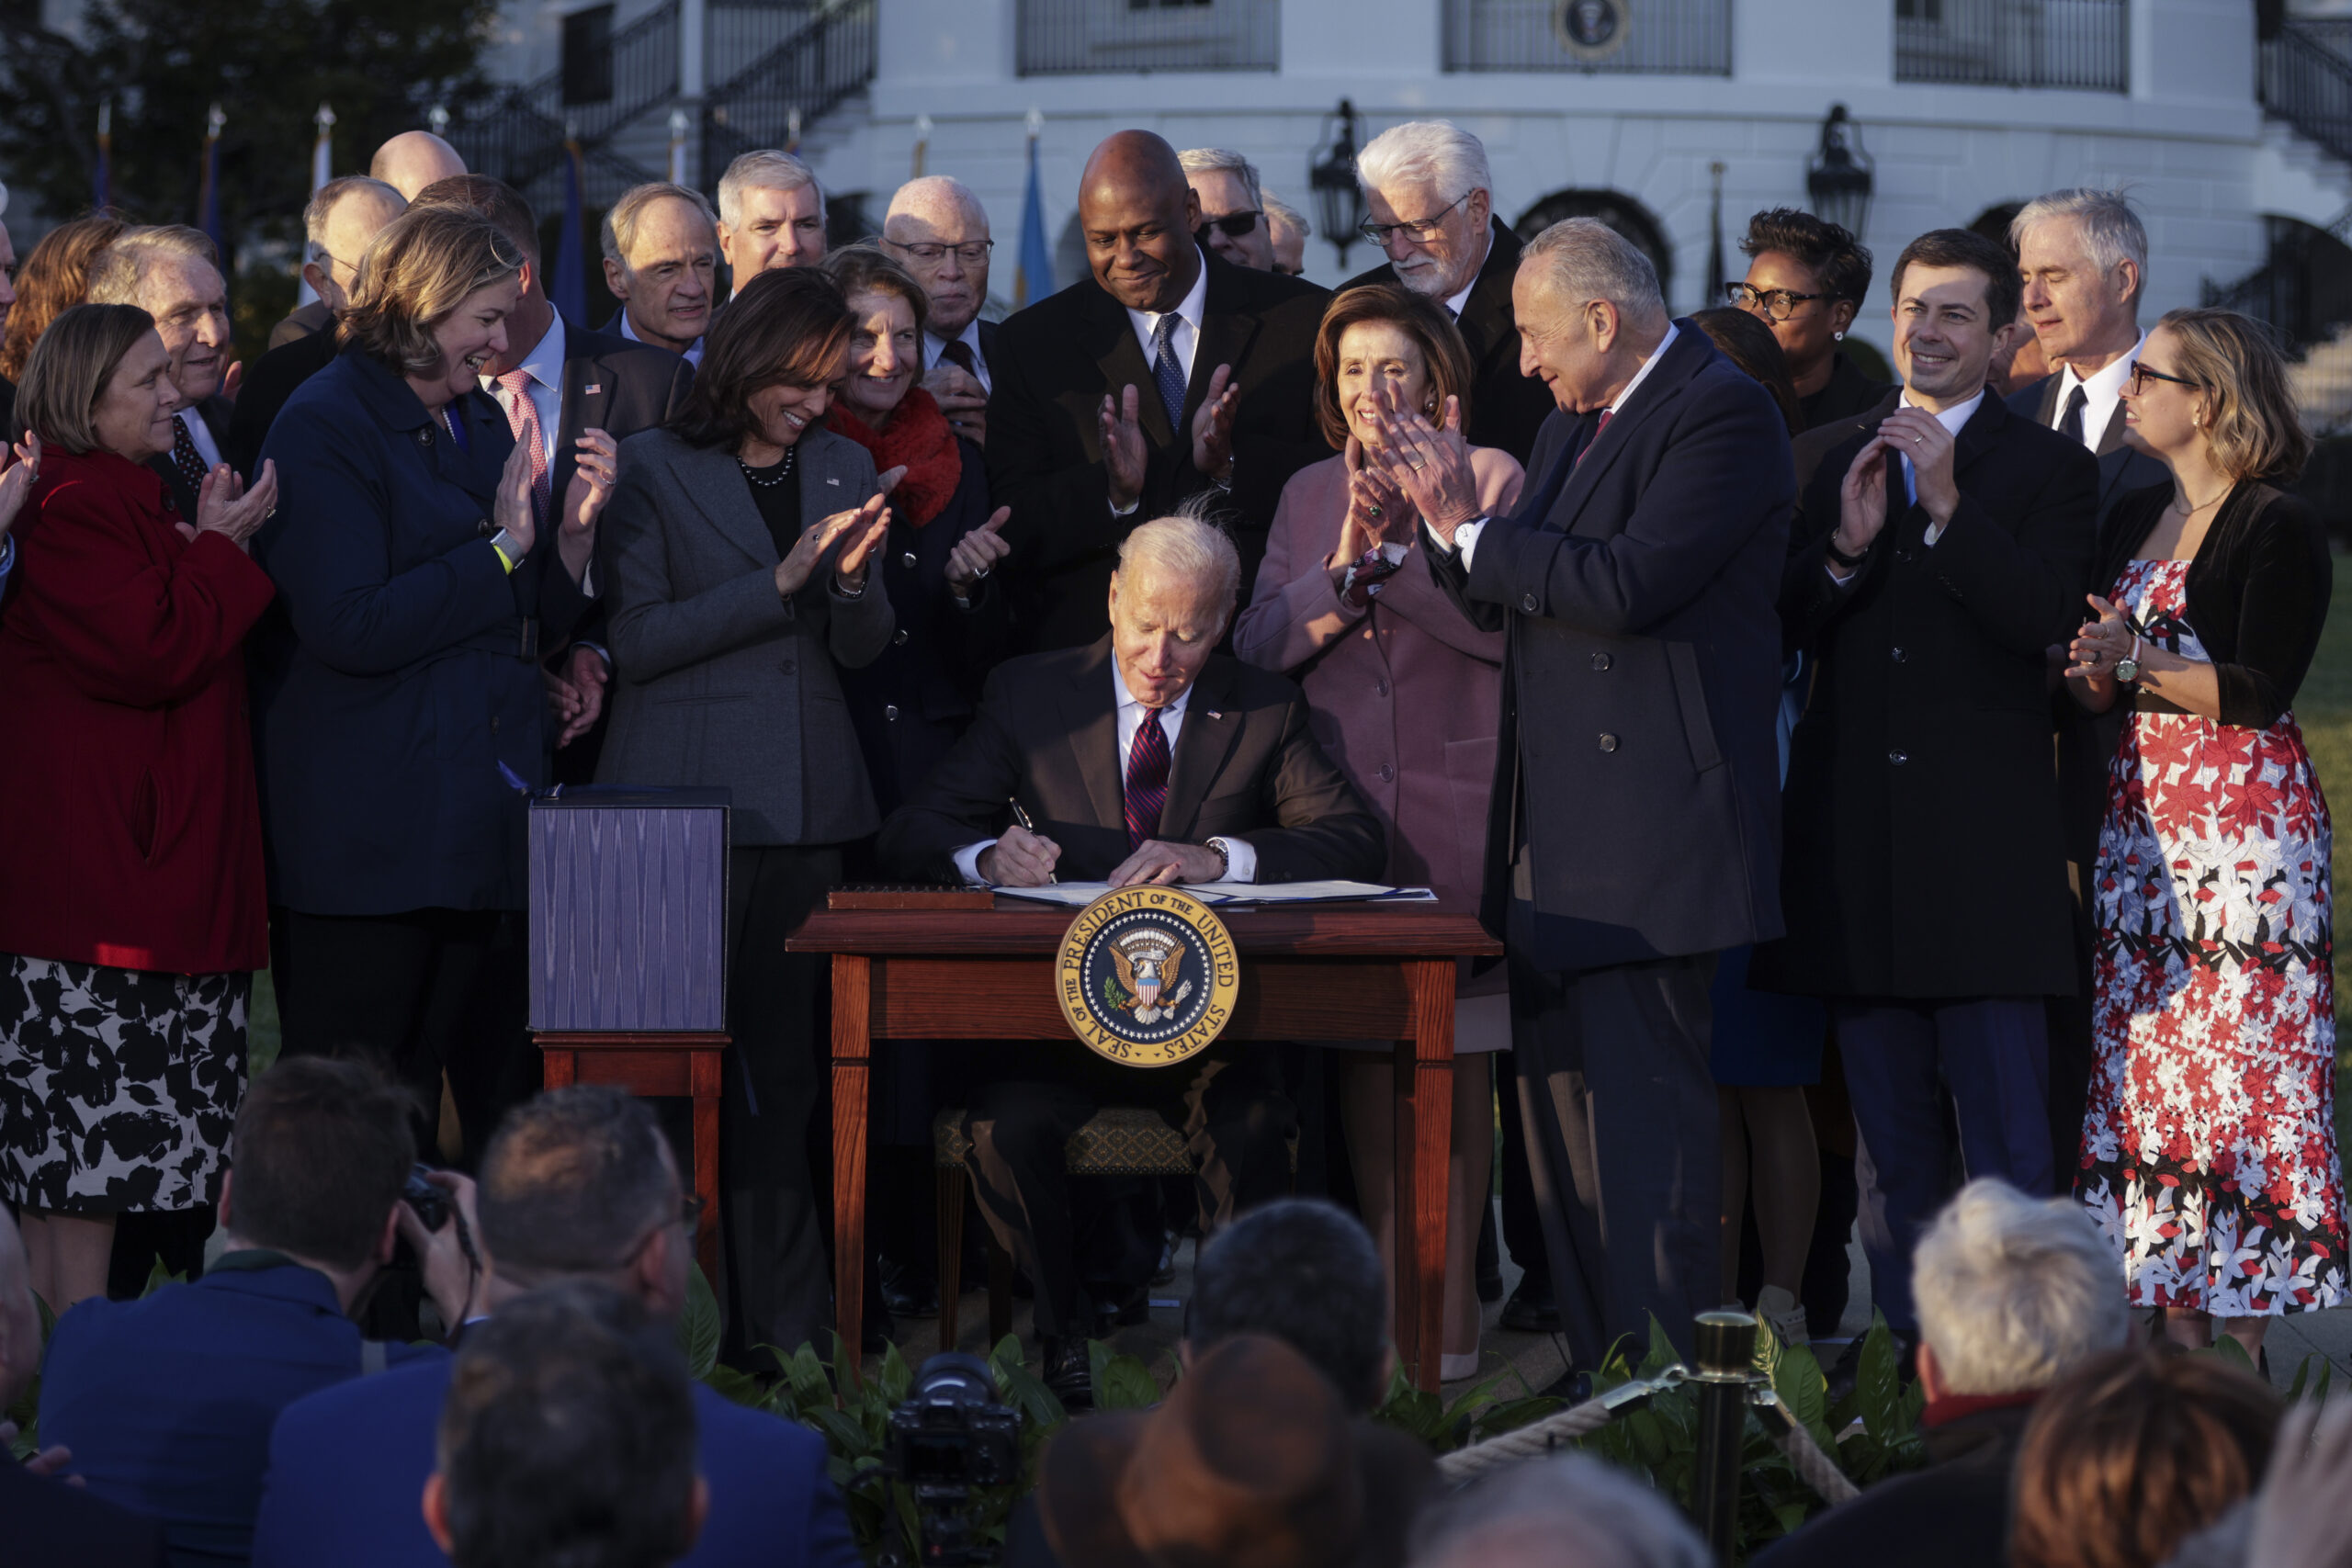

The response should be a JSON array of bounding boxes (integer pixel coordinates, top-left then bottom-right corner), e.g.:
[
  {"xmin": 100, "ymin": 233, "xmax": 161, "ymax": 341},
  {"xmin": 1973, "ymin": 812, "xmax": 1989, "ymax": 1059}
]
[
  {"xmin": 1725, "ymin": 282, "xmax": 1829, "ymax": 321},
  {"xmin": 2126, "ymin": 359, "xmax": 2199, "ymax": 394},
  {"xmin": 1360, "ymin": 191, "xmax": 1471, "ymax": 248},
  {"xmin": 1195, "ymin": 210, "xmax": 1263, "ymax": 242},
  {"xmin": 617, "ymin": 1192, "xmax": 706, "ymax": 1268},
  {"xmin": 886, "ymin": 239, "xmax": 995, "ymax": 265}
]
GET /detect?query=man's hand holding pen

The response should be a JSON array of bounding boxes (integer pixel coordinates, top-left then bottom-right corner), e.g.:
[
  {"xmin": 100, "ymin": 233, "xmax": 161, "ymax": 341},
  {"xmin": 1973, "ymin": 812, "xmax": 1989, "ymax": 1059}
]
[{"xmin": 981, "ymin": 799, "xmax": 1061, "ymax": 886}]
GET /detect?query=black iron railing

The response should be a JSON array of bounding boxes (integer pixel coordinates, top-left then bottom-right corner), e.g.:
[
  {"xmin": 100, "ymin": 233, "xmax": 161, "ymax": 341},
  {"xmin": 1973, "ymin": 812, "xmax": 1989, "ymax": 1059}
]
[
  {"xmin": 1444, "ymin": 0, "xmax": 1730, "ymax": 74},
  {"xmin": 1018, "ymin": 0, "xmax": 1280, "ymax": 75},
  {"xmin": 700, "ymin": 0, "xmax": 877, "ymax": 176},
  {"xmin": 451, "ymin": 0, "xmax": 679, "ymax": 204},
  {"xmin": 2261, "ymin": 19, "xmax": 2352, "ymax": 167},
  {"xmin": 2202, "ymin": 213, "xmax": 2352, "ymax": 434},
  {"xmin": 1894, "ymin": 0, "xmax": 2127, "ymax": 91}
]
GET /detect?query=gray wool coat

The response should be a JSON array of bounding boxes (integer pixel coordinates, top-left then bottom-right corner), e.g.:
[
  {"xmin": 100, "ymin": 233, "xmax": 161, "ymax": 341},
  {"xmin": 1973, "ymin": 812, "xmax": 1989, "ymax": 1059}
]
[{"xmin": 595, "ymin": 424, "xmax": 896, "ymax": 845}]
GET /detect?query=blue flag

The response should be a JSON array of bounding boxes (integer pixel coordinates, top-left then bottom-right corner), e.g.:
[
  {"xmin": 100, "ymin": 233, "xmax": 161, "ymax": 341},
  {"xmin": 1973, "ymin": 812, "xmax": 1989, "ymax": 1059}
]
[
  {"xmin": 1016, "ymin": 134, "xmax": 1052, "ymax": 310},
  {"xmin": 551, "ymin": 141, "xmax": 588, "ymax": 326}
]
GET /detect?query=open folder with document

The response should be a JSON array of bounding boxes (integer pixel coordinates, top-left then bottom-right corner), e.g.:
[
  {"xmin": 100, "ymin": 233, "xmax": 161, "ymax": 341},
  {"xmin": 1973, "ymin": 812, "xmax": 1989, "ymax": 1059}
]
[{"xmin": 989, "ymin": 879, "xmax": 1437, "ymax": 908}]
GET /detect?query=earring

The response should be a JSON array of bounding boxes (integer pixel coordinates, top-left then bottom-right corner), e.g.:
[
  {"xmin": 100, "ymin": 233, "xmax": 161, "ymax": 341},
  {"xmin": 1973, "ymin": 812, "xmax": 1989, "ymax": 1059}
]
[{"xmin": 1834, "ymin": 331, "xmax": 1846, "ymax": 342}]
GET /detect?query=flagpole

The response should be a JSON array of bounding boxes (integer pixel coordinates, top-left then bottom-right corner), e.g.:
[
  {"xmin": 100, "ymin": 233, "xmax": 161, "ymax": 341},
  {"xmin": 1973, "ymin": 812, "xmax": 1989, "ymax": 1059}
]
[
  {"xmin": 1015, "ymin": 107, "xmax": 1051, "ymax": 310},
  {"xmin": 668, "ymin": 108, "xmax": 689, "ymax": 186},
  {"xmin": 912, "ymin": 114, "xmax": 931, "ymax": 179},
  {"xmin": 550, "ymin": 122, "xmax": 588, "ymax": 327},
  {"xmin": 296, "ymin": 103, "xmax": 336, "ymax": 308},
  {"xmin": 198, "ymin": 102, "xmax": 226, "ymax": 254},
  {"xmin": 96, "ymin": 98, "xmax": 112, "ymax": 211}
]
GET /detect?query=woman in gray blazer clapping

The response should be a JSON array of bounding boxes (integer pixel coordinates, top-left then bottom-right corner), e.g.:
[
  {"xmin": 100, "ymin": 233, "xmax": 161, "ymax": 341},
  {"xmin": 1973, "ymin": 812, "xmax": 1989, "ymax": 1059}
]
[{"xmin": 598, "ymin": 265, "xmax": 900, "ymax": 1362}]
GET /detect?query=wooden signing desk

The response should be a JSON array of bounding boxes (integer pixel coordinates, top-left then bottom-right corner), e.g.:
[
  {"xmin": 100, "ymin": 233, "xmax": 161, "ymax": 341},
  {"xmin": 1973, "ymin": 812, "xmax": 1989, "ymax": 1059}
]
[{"xmin": 787, "ymin": 897, "xmax": 1502, "ymax": 1390}]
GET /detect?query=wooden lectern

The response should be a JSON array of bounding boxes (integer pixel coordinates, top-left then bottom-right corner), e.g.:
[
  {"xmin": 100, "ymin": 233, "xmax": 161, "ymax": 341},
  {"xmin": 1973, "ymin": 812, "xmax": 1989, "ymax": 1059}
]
[{"xmin": 787, "ymin": 897, "xmax": 1502, "ymax": 1390}]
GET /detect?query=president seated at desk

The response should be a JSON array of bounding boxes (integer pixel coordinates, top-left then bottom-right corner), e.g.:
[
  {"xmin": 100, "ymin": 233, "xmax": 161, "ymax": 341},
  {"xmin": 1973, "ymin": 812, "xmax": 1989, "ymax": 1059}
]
[{"xmin": 876, "ymin": 513, "xmax": 1383, "ymax": 1404}]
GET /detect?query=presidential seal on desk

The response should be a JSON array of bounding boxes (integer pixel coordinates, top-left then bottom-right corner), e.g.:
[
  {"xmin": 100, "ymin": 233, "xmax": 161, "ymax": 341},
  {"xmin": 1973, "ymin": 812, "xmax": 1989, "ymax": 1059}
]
[{"xmin": 1057, "ymin": 887, "xmax": 1240, "ymax": 1066}]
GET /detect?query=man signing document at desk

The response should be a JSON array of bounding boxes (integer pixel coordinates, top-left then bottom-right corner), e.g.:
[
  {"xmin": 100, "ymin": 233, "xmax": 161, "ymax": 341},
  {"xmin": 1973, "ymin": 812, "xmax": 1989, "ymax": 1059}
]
[{"xmin": 876, "ymin": 513, "xmax": 1382, "ymax": 1404}]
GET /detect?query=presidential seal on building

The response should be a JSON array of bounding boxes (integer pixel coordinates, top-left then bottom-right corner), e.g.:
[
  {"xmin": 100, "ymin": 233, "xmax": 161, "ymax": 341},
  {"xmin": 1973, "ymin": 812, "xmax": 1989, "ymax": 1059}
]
[{"xmin": 1056, "ymin": 887, "xmax": 1240, "ymax": 1067}]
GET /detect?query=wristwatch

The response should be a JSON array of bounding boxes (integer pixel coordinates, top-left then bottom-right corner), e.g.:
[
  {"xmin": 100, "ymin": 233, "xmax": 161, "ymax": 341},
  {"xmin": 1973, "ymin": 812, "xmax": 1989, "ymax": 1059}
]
[
  {"xmin": 1204, "ymin": 837, "xmax": 1235, "ymax": 880},
  {"xmin": 2113, "ymin": 633, "xmax": 2143, "ymax": 684},
  {"xmin": 1825, "ymin": 535, "xmax": 1868, "ymax": 570}
]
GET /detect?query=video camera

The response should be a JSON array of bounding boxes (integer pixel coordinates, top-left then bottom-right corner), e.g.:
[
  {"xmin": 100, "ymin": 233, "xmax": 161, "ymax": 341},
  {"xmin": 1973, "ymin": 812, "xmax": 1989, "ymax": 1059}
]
[{"xmin": 880, "ymin": 1352, "xmax": 1023, "ymax": 1566}]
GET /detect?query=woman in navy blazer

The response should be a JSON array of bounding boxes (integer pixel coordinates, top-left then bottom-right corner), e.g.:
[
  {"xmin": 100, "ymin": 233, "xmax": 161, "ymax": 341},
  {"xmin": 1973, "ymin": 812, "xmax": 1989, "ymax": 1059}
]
[{"xmin": 254, "ymin": 206, "xmax": 616, "ymax": 1156}]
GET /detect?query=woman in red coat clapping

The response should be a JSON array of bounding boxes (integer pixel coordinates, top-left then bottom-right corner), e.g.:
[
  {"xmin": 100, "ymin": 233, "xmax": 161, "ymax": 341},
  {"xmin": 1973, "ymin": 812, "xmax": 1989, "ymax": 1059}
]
[{"xmin": 0, "ymin": 303, "xmax": 277, "ymax": 1313}]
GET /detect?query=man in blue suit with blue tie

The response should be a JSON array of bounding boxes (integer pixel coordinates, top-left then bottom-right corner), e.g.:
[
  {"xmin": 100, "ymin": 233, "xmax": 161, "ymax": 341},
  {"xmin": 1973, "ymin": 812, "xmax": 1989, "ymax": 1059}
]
[{"xmin": 251, "ymin": 1087, "xmax": 857, "ymax": 1568}]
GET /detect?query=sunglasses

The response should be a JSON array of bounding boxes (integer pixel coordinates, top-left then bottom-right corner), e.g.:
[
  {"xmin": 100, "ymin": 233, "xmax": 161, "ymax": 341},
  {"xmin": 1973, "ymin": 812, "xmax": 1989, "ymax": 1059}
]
[
  {"xmin": 1196, "ymin": 211, "xmax": 1263, "ymax": 242},
  {"xmin": 2126, "ymin": 359, "xmax": 2199, "ymax": 394}
]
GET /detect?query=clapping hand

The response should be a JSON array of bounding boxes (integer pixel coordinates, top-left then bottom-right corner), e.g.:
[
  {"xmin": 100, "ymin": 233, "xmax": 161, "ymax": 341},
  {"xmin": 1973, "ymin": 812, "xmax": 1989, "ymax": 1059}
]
[
  {"xmin": 776, "ymin": 466, "xmax": 906, "ymax": 600},
  {"xmin": 1831, "ymin": 434, "xmax": 1897, "ymax": 569},
  {"xmin": 1877, "ymin": 406, "xmax": 1958, "ymax": 526},
  {"xmin": 2066, "ymin": 593, "xmax": 2133, "ymax": 682},
  {"xmin": 946, "ymin": 507, "xmax": 1012, "ymax": 597},
  {"xmin": 0, "ymin": 433, "xmax": 41, "ymax": 543},
  {"xmin": 1100, "ymin": 385, "xmax": 1148, "ymax": 512},
  {"xmin": 1190, "ymin": 363, "xmax": 1238, "ymax": 483},
  {"xmin": 925, "ymin": 364, "xmax": 989, "ymax": 448},
  {"xmin": 1336, "ymin": 435, "xmax": 1410, "ymax": 566},
  {"xmin": 492, "ymin": 439, "xmax": 538, "ymax": 560},
  {"xmin": 555, "ymin": 428, "xmax": 618, "ymax": 585},
  {"xmin": 1366, "ymin": 383, "xmax": 1479, "ymax": 544},
  {"xmin": 194, "ymin": 458, "xmax": 278, "ymax": 551}
]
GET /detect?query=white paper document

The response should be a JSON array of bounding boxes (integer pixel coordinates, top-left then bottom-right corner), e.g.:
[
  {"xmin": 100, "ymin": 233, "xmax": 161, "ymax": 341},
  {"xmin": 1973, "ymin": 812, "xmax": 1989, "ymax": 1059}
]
[{"xmin": 989, "ymin": 880, "xmax": 1434, "ymax": 908}]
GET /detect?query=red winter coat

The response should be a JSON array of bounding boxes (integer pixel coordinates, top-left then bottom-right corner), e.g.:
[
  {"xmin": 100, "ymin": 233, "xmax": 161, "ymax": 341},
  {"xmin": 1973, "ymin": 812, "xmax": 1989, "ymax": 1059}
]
[{"xmin": 0, "ymin": 447, "xmax": 276, "ymax": 974}]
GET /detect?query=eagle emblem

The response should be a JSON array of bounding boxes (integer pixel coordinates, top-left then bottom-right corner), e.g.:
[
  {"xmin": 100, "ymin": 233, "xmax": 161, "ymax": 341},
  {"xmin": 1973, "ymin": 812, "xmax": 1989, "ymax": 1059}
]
[{"xmin": 1106, "ymin": 930, "xmax": 1193, "ymax": 1025}]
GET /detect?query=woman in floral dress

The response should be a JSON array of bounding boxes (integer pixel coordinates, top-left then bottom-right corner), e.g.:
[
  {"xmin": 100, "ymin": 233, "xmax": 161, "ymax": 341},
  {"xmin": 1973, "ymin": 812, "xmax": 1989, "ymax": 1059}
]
[{"xmin": 2066, "ymin": 308, "xmax": 2346, "ymax": 1360}]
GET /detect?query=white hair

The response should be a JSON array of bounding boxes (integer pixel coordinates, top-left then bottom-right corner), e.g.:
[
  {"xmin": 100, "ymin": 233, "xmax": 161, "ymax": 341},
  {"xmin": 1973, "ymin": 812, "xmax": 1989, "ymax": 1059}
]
[
  {"xmin": 1409, "ymin": 1454, "xmax": 1710, "ymax": 1568},
  {"xmin": 885, "ymin": 175, "xmax": 989, "ymax": 232},
  {"xmin": 718, "ymin": 150, "xmax": 823, "ymax": 230},
  {"xmin": 1355, "ymin": 120, "xmax": 1492, "ymax": 205},
  {"xmin": 2011, "ymin": 187, "xmax": 2148, "ymax": 283},
  {"xmin": 1261, "ymin": 191, "xmax": 1307, "ymax": 241},
  {"xmin": 303, "ymin": 175, "xmax": 404, "ymax": 265},
  {"xmin": 1177, "ymin": 147, "xmax": 1263, "ymax": 209},
  {"xmin": 601, "ymin": 181, "xmax": 718, "ymax": 269},
  {"xmin": 1521, "ymin": 217, "xmax": 1665, "ymax": 323},
  {"xmin": 1912, "ymin": 1179, "xmax": 2129, "ymax": 1397},
  {"xmin": 86, "ymin": 226, "xmax": 220, "ymax": 305},
  {"xmin": 1114, "ymin": 513, "xmax": 1241, "ymax": 617}
]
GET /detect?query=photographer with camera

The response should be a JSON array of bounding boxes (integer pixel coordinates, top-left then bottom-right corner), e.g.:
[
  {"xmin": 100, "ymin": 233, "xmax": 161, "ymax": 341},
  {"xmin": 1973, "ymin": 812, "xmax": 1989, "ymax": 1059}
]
[
  {"xmin": 253, "ymin": 1086, "xmax": 857, "ymax": 1568},
  {"xmin": 35, "ymin": 1058, "xmax": 470, "ymax": 1566}
]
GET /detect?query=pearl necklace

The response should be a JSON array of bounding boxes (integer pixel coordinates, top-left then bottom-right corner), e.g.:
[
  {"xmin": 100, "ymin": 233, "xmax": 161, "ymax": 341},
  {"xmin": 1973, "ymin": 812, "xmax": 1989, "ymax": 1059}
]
[{"xmin": 739, "ymin": 446, "xmax": 798, "ymax": 488}]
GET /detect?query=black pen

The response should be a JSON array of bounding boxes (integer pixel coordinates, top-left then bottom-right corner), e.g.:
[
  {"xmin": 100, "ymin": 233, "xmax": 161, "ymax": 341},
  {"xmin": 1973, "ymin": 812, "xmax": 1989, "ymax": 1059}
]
[{"xmin": 1008, "ymin": 797, "xmax": 1057, "ymax": 884}]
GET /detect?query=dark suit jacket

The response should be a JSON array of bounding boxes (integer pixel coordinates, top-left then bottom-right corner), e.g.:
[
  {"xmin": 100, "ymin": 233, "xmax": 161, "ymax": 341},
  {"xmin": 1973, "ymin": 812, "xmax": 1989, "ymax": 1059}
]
[
  {"xmin": 2008, "ymin": 370, "xmax": 2169, "ymax": 520},
  {"xmin": 250, "ymin": 1349, "xmax": 859, "ymax": 1568},
  {"xmin": 538, "ymin": 320, "xmax": 695, "ymax": 525},
  {"xmin": 1751, "ymin": 389, "xmax": 2098, "ymax": 999},
  {"xmin": 254, "ymin": 350, "xmax": 591, "ymax": 914},
  {"xmin": 876, "ymin": 637, "xmax": 1385, "ymax": 885},
  {"xmin": 1346, "ymin": 218, "xmax": 1554, "ymax": 466},
  {"xmin": 1798, "ymin": 351, "xmax": 1894, "ymax": 434},
  {"xmin": 147, "ymin": 393, "xmax": 235, "ymax": 520},
  {"xmin": 37, "ymin": 1259, "xmax": 435, "ymax": 1568},
  {"xmin": 1427, "ymin": 323, "xmax": 1794, "ymax": 970},
  {"xmin": 267, "ymin": 299, "xmax": 334, "ymax": 350},
  {"xmin": 1749, "ymin": 1401, "xmax": 2034, "ymax": 1568},
  {"xmin": 0, "ymin": 1459, "xmax": 168, "ymax": 1568},
  {"xmin": 226, "ymin": 329, "xmax": 339, "ymax": 479},
  {"xmin": 986, "ymin": 252, "xmax": 1328, "ymax": 651}
]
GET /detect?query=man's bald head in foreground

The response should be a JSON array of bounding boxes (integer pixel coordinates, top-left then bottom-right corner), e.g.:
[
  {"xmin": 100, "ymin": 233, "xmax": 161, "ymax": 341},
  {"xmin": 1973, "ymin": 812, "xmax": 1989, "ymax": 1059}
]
[
  {"xmin": 1078, "ymin": 130, "xmax": 1201, "ymax": 314},
  {"xmin": 370, "ymin": 131, "xmax": 468, "ymax": 202}
]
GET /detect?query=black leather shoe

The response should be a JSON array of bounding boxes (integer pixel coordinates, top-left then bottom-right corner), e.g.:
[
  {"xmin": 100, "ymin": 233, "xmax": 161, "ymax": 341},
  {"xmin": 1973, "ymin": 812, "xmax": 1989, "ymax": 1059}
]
[
  {"xmin": 878, "ymin": 1258, "xmax": 940, "ymax": 1319},
  {"xmin": 1500, "ymin": 1280, "xmax": 1563, "ymax": 1334},
  {"xmin": 1040, "ymin": 1335, "xmax": 1093, "ymax": 1411}
]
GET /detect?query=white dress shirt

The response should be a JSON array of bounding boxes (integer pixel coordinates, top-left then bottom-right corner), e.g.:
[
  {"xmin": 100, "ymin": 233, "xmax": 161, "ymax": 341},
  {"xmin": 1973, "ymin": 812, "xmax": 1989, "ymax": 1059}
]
[
  {"xmin": 2050, "ymin": 331, "xmax": 2143, "ymax": 453},
  {"xmin": 481, "ymin": 310, "xmax": 565, "ymax": 476},
  {"xmin": 617, "ymin": 309, "xmax": 703, "ymax": 367},
  {"xmin": 952, "ymin": 660, "xmax": 1260, "ymax": 885},
  {"xmin": 924, "ymin": 320, "xmax": 992, "ymax": 393},
  {"xmin": 1125, "ymin": 249, "xmax": 1210, "ymax": 389},
  {"xmin": 1442, "ymin": 321, "xmax": 1680, "ymax": 570},
  {"xmin": 1441, "ymin": 226, "xmax": 1494, "ymax": 321}
]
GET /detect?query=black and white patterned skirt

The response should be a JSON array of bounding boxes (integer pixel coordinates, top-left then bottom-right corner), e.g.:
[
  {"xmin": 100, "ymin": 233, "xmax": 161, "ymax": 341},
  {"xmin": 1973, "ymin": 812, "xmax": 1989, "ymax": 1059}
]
[{"xmin": 0, "ymin": 953, "xmax": 248, "ymax": 1213}]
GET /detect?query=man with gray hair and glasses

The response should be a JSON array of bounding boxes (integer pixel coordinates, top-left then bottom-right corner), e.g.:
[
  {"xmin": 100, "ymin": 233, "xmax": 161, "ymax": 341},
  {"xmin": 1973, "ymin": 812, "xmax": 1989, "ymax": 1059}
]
[
  {"xmin": 1346, "ymin": 119, "xmax": 1553, "ymax": 466},
  {"xmin": 1752, "ymin": 1179, "xmax": 2127, "ymax": 1568},
  {"xmin": 1374, "ymin": 216, "xmax": 1794, "ymax": 1382},
  {"xmin": 1178, "ymin": 147, "xmax": 1275, "ymax": 272},
  {"xmin": 267, "ymin": 175, "xmax": 408, "ymax": 347},
  {"xmin": 884, "ymin": 175, "xmax": 997, "ymax": 446},
  {"xmin": 718, "ymin": 149, "xmax": 827, "ymax": 282}
]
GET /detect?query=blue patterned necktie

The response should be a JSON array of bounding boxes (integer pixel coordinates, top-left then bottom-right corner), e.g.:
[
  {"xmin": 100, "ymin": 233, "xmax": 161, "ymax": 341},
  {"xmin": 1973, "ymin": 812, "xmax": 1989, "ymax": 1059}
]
[{"xmin": 1150, "ymin": 314, "xmax": 1188, "ymax": 431}]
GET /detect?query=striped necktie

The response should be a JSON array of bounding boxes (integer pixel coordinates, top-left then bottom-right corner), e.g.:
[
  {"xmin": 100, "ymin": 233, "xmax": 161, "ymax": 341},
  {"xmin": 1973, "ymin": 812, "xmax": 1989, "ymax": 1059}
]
[
  {"xmin": 1149, "ymin": 315, "xmax": 1188, "ymax": 432},
  {"xmin": 1125, "ymin": 708, "xmax": 1170, "ymax": 847}
]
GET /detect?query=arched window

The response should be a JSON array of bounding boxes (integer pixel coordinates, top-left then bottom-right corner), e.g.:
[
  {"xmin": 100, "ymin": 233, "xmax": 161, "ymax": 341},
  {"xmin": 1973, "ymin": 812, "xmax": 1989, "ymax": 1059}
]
[{"xmin": 1512, "ymin": 189, "xmax": 1675, "ymax": 303}]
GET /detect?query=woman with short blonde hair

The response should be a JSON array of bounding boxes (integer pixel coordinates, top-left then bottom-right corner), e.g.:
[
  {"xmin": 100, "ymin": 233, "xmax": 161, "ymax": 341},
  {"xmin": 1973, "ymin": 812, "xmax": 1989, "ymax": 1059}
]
[
  {"xmin": 2065, "ymin": 307, "xmax": 2345, "ymax": 1362},
  {"xmin": 252, "ymin": 202, "xmax": 617, "ymax": 1156},
  {"xmin": 0, "ymin": 302, "xmax": 277, "ymax": 1310}
]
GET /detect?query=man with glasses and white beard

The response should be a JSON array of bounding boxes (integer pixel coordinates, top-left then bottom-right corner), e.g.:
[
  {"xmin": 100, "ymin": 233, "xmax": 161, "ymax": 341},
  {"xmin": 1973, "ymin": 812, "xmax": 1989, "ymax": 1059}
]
[{"xmin": 1344, "ymin": 120, "xmax": 1553, "ymax": 466}]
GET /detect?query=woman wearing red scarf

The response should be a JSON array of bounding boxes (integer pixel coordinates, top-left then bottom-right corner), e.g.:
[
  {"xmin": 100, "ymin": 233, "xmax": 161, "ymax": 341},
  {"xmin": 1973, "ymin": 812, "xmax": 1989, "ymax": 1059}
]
[{"xmin": 820, "ymin": 246, "xmax": 1011, "ymax": 821}]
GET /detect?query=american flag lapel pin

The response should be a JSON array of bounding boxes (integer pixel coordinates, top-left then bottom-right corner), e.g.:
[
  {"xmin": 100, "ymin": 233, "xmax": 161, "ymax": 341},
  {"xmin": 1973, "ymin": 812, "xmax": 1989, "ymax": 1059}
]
[
  {"xmin": 582, "ymin": 382, "xmax": 602, "ymax": 395},
  {"xmin": 1207, "ymin": 710, "xmax": 1225, "ymax": 719}
]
